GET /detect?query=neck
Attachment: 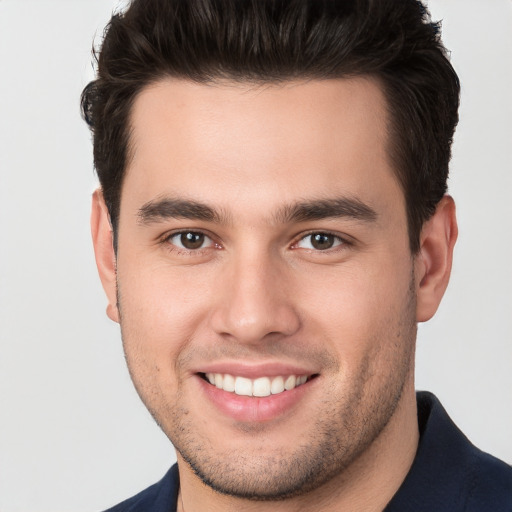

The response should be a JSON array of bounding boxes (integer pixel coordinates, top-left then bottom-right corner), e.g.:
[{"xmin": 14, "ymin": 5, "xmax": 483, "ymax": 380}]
[{"xmin": 177, "ymin": 384, "xmax": 419, "ymax": 512}]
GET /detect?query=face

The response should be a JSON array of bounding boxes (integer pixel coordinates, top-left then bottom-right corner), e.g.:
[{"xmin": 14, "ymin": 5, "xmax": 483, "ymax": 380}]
[{"xmin": 107, "ymin": 78, "xmax": 420, "ymax": 499}]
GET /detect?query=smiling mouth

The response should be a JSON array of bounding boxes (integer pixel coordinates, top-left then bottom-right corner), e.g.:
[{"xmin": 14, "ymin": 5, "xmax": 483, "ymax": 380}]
[{"xmin": 200, "ymin": 373, "xmax": 317, "ymax": 397}]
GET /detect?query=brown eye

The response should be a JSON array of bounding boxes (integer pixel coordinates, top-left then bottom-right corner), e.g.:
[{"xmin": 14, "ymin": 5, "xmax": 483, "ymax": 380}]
[
  {"xmin": 181, "ymin": 232, "xmax": 204, "ymax": 249},
  {"xmin": 296, "ymin": 233, "xmax": 344, "ymax": 251},
  {"xmin": 310, "ymin": 233, "xmax": 335, "ymax": 250},
  {"xmin": 168, "ymin": 231, "xmax": 212, "ymax": 250}
]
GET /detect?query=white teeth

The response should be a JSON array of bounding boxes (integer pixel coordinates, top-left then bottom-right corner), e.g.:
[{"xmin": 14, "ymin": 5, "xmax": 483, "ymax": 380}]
[
  {"xmin": 284, "ymin": 375, "xmax": 296, "ymax": 390},
  {"xmin": 253, "ymin": 377, "xmax": 271, "ymax": 397},
  {"xmin": 203, "ymin": 373, "xmax": 309, "ymax": 396},
  {"xmin": 223, "ymin": 373, "xmax": 236, "ymax": 392},
  {"xmin": 270, "ymin": 376, "xmax": 285, "ymax": 394},
  {"xmin": 234, "ymin": 377, "xmax": 253, "ymax": 396}
]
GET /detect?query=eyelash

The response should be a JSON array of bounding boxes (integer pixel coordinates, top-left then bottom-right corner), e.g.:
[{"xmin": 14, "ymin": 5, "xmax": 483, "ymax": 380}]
[
  {"xmin": 292, "ymin": 231, "xmax": 352, "ymax": 252},
  {"xmin": 160, "ymin": 230, "xmax": 219, "ymax": 255},
  {"xmin": 160, "ymin": 229, "xmax": 352, "ymax": 256}
]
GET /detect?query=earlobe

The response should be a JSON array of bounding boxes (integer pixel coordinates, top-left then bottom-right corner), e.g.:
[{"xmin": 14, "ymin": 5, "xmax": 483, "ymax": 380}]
[
  {"xmin": 415, "ymin": 195, "xmax": 458, "ymax": 322},
  {"xmin": 91, "ymin": 189, "xmax": 120, "ymax": 323}
]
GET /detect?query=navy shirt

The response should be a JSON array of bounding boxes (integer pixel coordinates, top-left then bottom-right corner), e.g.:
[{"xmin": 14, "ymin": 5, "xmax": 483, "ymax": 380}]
[{"xmin": 103, "ymin": 392, "xmax": 512, "ymax": 511}]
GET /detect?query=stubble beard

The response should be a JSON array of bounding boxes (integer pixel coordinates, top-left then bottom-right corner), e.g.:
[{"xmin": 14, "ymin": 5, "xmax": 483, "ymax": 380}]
[
  {"xmin": 119, "ymin": 278, "xmax": 417, "ymax": 501},
  {"xmin": 174, "ymin": 352, "xmax": 414, "ymax": 502}
]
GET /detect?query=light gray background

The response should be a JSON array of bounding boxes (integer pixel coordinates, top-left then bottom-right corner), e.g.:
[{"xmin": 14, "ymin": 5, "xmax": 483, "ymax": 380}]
[{"xmin": 0, "ymin": 1, "xmax": 511, "ymax": 511}]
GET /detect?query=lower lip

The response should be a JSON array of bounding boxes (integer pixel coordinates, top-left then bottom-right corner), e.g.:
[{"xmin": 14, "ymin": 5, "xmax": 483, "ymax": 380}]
[{"xmin": 198, "ymin": 376, "xmax": 314, "ymax": 423}]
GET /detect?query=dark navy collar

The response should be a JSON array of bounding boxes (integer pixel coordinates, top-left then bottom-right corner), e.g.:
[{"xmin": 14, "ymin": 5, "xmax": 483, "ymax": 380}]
[{"xmin": 384, "ymin": 391, "xmax": 511, "ymax": 511}]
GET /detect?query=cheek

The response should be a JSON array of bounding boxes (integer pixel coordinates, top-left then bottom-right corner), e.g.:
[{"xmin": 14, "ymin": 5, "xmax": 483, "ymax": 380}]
[
  {"xmin": 116, "ymin": 262, "xmax": 217, "ymax": 373},
  {"xmin": 300, "ymin": 257, "xmax": 414, "ymax": 361}
]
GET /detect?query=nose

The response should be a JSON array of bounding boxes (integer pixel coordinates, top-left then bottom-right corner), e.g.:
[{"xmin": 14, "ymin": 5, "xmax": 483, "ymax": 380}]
[{"xmin": 210, "ymin": 252, "xmax": 301, "ymax": 345}]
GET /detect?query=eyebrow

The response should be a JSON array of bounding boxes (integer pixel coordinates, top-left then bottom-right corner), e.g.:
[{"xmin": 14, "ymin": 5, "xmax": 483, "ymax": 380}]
[
  {"xmin": 275, "ymin": 197, "xmax": 378, "ymax": 224},
  {"xmin": 137, "ymin": 196, "xmax": 377, "ymax": 226},
  {"xmin": 137, "ymin": 197, "xmax": 227, "ymax": 225}
]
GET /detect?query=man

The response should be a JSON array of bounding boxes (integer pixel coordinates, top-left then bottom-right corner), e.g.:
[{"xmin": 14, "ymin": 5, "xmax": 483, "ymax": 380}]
[{"xmin": 82, "ymin": 0, "xmax": 511, "ymax": 510}]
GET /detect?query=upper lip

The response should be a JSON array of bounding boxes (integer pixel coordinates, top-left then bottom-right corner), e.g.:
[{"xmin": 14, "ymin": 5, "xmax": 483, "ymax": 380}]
[{"xmin": 193, "ymin": 361, "xmax": 318, "ymax": 379}]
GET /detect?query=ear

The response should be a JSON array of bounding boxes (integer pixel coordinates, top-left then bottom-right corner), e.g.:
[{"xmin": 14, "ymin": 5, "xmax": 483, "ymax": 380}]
[
  {"xmin": 91, "ymin": 189, "xmax": 119, "ymax": 323},
  {"xmin": 415, "ymin": 195, "xmax": 458, "ymax": 322}
]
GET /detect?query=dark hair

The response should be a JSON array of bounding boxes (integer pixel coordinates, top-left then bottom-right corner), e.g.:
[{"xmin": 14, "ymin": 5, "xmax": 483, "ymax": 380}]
[{"xmin": 81, "ymin": 0, "xmax": 460, "ymax": 252}]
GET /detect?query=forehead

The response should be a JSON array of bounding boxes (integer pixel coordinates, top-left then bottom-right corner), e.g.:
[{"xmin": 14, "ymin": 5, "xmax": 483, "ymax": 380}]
[{"xmin": 123, "ymin": 77, "xmax": 401, "ymax": 218}]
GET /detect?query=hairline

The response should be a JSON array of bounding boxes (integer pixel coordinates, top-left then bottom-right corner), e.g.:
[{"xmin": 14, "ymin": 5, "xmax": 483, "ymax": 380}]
[{"xmin": 111, "ymin": 73, "xmax": 419, "ymax": 253}]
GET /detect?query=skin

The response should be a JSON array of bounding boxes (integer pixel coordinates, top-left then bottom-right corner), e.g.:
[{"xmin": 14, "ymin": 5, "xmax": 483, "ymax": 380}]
[{"xmin": 92, "ymin": 77, "xmax": 457, "ymax": 511}]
